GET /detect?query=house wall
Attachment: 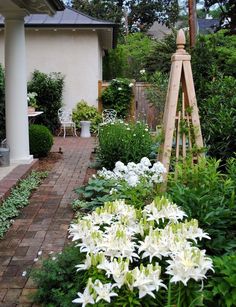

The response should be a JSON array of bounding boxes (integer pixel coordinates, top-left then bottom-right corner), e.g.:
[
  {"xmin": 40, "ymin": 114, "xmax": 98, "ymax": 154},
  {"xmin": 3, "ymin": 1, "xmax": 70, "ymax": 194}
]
[{"xmin": 0, "ymin": 28, "xmax": 102, "ymax": 109}]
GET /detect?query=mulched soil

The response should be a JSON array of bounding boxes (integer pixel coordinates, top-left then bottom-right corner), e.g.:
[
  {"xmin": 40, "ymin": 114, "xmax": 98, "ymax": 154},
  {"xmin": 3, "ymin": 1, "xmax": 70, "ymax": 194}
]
[{"xmin": 35, "ymin": 152, "xmax": 63, "ymax": 172}]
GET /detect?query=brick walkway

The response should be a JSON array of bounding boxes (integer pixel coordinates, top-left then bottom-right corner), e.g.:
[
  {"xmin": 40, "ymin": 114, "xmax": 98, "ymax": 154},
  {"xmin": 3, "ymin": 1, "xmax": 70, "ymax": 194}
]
[{"xmin": 0, "ymin": 137, "xmax": 96, "ymax": 307}]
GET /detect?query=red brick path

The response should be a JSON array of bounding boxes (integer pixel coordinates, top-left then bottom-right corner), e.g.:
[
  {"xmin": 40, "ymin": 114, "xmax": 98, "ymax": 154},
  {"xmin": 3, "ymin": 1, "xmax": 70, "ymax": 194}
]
[{"xmin": 0, "ymin": 137, "xmax": 96, "ymax": 306}]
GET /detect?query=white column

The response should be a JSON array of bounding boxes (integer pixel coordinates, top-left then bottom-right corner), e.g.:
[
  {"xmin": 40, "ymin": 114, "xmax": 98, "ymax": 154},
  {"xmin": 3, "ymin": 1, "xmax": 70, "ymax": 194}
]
[{"xmin": 4, "ymin": 10, "xmax": 33, "ymax": 164}]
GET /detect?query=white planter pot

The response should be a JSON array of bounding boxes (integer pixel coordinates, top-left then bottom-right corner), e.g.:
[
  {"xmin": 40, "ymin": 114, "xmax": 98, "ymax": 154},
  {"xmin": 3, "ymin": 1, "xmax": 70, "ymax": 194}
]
[{"xmin": 80, "ymin": 121, "xmax": 91, "ymax": 138}]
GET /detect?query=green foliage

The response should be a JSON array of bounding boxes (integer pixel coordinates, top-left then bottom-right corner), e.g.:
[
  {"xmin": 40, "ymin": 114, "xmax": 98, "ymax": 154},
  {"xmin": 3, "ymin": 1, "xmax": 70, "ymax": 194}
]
[
  {"xmin": 204, "ymin": 253, "xmax": 236, "ymax": 307},
  {"xmin": 0, "ymin": 63, "xmax": 5, "ymax": 141},
  {"xmin": 72, "ymin": 0, "xmax": 179, "ymax": 33},
  {"xmin": 191, "ymin": 31, "xmax": 236, "ymax": 101},
  {"xmin": 167, "ymin": 158, "xmax": 236, "ymax": 255},
  {"xmin": 144, "ymin": 30, "xmax": 179, "ymax": 75},
  {"xmin": 200, "ymin": 75, "xmax": 236, "ymax": 161},
  {"xmin": 145, "ymin": 71, "xmax": 169, "ymax": 124},
  {"xmin": 27, "ymin": 92, "xmax": 38, "ymax": 108},
  {"xmin": 98, "ymin": 121, "xmax": 153, "ymax": 169},
  {"xmin": 103, "ymin": 33, "xmax": 156, "ymax": 80},
  {"xmin": 0, "ymin": 171, "xmax": 47, "ymax": 238},
  {"xmin": 74, "ymin": 176, "xmax": 155, "ymax": 212},
  {"xmin": 72, "ymin": 100, "xmax": 102, "ymax": 134},
  {"xmin": 101, "ymin": 78, "xmax": 133, "ymax": 118},
  {"xmin": 27, "ymin": 70, "xmax": 64, "ymax": 134},
  {"xmin": 74, "ymin": 177, "xmax": 117, "ymax": 210},
  {"xmin": 29, "ymin": 124, "xmax": 53, "ymax": 158},
  {"xmin": 31, "ymin": 244, "xmax": 87, "ymax": 307},
  {"xmin": 204, "ymin": 0, "xmax": 236, "ymax": 34}
]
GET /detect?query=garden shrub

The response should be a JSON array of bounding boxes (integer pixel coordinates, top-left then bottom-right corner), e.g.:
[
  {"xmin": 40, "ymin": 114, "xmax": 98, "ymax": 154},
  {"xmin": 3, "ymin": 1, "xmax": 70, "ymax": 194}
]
[
  {"xmin": 204, "ymin": 253, "xmax": 236, "ymax": 307},
  {"xmin": 200, "ymin": 75, "xmax": 236, "ymax": 161},
  {"xmin": 27, "ymin": 70, "xmax": 64, "ymax": 134},
  {"xmin": 0, "ymin": 63, "xmax": 5, "ymax": 142},
  {"xmin": 167, "ymin": 158, "xmax": 236, "ymax": 255},
  {"xmin": 72, "ymin": 100, "xmax": 102, "ymax": 134},
  {"xmin": 192, "ymin": 31, "xmax": 236, "ymax": 101},
  {"xmin": 101, "ymin": 78, "xmax": 133, "ymax": 118},
  {"xmin": 98, "ymin": 120, "xmax": 153, "ymax": 169},
  {"xmin": 29, "ymin": 124, "xmax": 53, "ymax": 157}
]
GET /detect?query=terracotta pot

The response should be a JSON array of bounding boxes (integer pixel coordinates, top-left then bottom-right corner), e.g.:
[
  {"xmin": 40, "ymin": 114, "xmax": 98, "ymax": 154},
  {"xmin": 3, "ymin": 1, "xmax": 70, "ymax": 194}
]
[{"xmin": 28, "ymin": 106, "xmax": 35, "ymax": 113}]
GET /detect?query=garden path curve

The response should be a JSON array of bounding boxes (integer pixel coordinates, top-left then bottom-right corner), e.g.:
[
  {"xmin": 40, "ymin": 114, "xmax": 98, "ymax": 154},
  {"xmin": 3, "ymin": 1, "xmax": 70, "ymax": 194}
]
[{"xmin": 0, "ymin": 137, "xmax": 96, "ymax": 307}]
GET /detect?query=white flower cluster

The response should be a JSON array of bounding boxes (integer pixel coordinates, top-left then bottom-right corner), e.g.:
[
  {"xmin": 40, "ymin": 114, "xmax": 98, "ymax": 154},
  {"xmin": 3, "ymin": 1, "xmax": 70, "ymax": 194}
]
[
  {"xmin": 70, "ymin": 197, "xmax": 213, "ymax": 305},
  {"xmin": 97, "ymin": 157, "xmax": 166, "ymax": 187}
]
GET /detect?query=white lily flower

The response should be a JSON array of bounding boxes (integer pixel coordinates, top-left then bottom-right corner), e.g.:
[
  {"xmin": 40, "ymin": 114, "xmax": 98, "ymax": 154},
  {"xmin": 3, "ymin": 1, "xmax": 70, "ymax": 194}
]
[
  {"xmin": 72, "ymin": 283, "xmax": 95, "ymax": 306},
  {"xmin": 166, "ymin": 247, "xmax": 213, "ymax": 286},
  {"xmin": 75, "ymin": 254, "xmax": 92, "ymax": 271},
  {"xmin": 93, "ymin": 280, "xmax": 118, "ymax": 303}
]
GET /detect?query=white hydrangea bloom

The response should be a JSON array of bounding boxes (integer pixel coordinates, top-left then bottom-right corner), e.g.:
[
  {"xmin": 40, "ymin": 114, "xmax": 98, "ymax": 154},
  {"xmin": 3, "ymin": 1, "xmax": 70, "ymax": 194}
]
[
  {"xmin": 97, "ymin": 157, "xmax": 166, "ymax": 187},
  {"xmin": 140, "ymin": 157, "xmax": 152, "ymax": 167},
  {"xmin": 125, "ymin": 173, "xmax": 140, "ymax": 187}
]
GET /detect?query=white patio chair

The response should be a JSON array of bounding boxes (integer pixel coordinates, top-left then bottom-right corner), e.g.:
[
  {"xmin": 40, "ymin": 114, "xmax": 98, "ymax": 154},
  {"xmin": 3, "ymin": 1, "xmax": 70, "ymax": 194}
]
[
  {"xmin": 102, "ymin": 109, "xmax": 117, "ymax": 123},
  {"xmin": 58, "ymin": 107, "xmax": 77, "ymax": 138}
]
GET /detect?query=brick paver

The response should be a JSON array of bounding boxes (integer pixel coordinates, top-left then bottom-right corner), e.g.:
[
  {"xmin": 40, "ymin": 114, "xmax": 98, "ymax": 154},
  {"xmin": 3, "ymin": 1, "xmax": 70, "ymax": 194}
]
[{"xmin": 0, "ymin": 137, "xmax": 95, "ymax": 306}]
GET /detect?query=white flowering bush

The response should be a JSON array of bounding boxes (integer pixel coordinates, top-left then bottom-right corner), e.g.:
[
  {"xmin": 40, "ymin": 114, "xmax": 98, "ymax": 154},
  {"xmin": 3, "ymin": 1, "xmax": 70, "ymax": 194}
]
[
  {"xmin": 70, "ymin": 197, "xmax": 213, "ymax": 306},
  {"xmin": 101, "ymin": 78, "xmax": 133, "ymax": 118},
  {"xmin": 98, "ymin": 120, "xmax": 153, "ymax": 169},
  {"xmin": 98, "ymin": 157, "xmax": 166, "ymax": 187}
]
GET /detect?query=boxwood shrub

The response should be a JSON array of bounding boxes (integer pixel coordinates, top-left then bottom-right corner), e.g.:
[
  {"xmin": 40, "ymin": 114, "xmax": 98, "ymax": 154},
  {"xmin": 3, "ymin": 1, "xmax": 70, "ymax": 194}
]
[{"xmin": 29, "ymin": 124, "xmax": 53, "ymax": 157}]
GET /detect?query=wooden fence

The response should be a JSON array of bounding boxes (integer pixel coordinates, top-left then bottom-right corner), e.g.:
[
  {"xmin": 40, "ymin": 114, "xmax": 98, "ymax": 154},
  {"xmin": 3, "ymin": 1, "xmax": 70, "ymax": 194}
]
[{"xmin": 98, "ymin": 80, "xmax": 159, "ymax": 130}]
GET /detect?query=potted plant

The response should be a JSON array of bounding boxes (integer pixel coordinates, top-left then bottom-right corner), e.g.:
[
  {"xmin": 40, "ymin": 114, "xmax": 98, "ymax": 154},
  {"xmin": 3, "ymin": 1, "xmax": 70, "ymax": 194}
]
[
  {"xmin": 72, "ymin": 100, "xmax": 102, "ymax": 137},
  {"xmin": 27, "ymin": 92, "xmax": 38, "ymax": 113}
]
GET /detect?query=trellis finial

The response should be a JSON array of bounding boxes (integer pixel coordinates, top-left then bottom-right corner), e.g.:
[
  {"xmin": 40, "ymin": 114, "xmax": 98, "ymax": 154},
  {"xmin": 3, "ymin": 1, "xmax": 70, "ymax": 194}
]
[{"xmin": 176, "ymin": 29, "xmax": 186, "ymax": 51}]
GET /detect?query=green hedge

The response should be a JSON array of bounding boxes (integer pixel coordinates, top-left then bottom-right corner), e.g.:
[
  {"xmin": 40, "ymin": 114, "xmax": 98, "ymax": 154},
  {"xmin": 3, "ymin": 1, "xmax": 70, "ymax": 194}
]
[{"xmin": 29, "ymin": 124, "xmax": 53, "ymax": 157}]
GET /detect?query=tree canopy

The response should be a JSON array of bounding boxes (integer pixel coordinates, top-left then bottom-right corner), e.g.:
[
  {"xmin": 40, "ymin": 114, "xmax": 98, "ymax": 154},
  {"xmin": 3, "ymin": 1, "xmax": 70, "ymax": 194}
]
[
  {"xmin": 204, "ymin": 0, "xmax": 236, "ymax": 34},
  {"xmin": 71, "ymin": 0, "xmax": 179, "ymax": 33}
]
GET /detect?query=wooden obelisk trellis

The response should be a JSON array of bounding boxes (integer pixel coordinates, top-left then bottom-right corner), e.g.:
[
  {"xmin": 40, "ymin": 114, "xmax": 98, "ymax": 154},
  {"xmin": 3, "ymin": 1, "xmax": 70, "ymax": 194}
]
[{"xmin": 158, "ymin": 29, "xmax": 203, "ymax": 180}]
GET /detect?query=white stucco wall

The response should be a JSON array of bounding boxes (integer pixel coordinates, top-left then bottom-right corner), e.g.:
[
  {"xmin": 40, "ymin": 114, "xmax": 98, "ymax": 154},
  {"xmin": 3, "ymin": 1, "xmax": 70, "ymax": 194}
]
[{"xmin": 0, "ymin": 28, "xmax": 102, "ymax": 109}]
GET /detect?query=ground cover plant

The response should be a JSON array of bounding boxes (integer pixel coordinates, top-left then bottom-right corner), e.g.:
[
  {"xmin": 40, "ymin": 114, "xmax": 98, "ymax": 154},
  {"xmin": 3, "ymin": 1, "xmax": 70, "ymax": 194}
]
[
  {"xmin": 98, "ymin": 120, "xmax": 153, "ymax": 169},
  {"xmin": 0, "ymin": 171, "xmax": 47, "ymax": 238}
]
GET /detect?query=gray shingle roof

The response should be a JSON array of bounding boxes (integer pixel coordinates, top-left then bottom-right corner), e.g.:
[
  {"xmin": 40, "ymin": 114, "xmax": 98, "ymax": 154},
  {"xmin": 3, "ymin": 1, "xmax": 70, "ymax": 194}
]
[
  {"xmin": 197, "ymin": 18, "xmax": 220, "ymax": 34},
  {"xmin": 0, "ymin": 6, "xmax": 116, "ymax": 28}
]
